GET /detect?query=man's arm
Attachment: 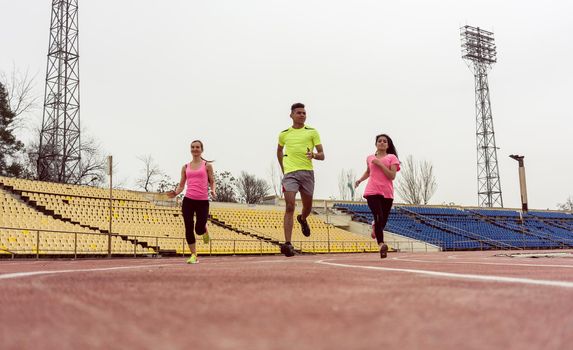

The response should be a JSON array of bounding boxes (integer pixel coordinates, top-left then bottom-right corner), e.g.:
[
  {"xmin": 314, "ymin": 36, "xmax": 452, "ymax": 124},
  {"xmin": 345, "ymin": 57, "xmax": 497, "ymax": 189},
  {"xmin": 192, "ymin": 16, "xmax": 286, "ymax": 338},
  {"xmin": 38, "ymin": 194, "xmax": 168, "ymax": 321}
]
[
  {"xmin": 309, "ymin": 144, "xmax": 324, "ymax": 160},
  {"xmin": 277, "ymin": 144, "xmax": 285, "ymax": 174}
]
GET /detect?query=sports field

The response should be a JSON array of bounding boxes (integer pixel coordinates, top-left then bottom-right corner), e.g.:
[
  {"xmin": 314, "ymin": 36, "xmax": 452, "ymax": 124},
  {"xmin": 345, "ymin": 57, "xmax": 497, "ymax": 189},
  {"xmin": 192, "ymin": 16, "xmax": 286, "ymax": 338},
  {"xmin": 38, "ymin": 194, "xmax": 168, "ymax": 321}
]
[{"xmin": 2, "ymin": 251, "xmax": 573, "ymax": 350}]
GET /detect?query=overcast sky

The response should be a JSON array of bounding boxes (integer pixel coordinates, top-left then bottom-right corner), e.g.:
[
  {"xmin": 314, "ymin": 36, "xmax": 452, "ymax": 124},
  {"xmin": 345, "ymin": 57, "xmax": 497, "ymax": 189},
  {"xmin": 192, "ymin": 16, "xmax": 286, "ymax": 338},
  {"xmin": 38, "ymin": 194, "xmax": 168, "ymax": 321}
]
[{"xmin": 1, "ymin": 0, "xmax": 572, "ymax": 209}]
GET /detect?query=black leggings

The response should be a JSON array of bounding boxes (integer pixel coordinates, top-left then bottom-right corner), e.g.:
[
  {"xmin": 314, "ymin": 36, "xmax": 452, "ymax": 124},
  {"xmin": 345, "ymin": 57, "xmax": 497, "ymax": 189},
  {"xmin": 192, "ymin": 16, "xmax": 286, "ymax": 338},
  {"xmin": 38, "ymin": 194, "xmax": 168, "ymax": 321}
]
[
  {"xmin": 182, "ymin": 197, "xmax": 209, "ymax": 245},
  {"xmin": 365, "ymin": 195, "xmax": 393, "ymax": 244}
]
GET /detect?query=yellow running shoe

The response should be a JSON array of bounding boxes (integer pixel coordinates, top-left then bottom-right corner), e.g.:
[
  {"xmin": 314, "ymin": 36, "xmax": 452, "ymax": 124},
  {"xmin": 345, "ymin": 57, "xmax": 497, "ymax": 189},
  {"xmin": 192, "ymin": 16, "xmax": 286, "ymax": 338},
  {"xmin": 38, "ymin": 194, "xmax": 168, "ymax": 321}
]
[
  {"xmin": 186, "ymin": 254, "xmax": 198, "ymax": 264},
  {"xmin": 202, "ymin": 227, "xmax": 210, "ymax": 244}
]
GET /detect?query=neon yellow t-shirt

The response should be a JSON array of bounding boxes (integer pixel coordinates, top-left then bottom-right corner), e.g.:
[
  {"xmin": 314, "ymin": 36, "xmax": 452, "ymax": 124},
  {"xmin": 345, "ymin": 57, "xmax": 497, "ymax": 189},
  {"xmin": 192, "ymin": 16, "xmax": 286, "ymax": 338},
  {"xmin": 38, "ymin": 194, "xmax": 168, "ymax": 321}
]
[{"xmin": 278, "ymin": 125, "xmax": 321, "ymax": 174}]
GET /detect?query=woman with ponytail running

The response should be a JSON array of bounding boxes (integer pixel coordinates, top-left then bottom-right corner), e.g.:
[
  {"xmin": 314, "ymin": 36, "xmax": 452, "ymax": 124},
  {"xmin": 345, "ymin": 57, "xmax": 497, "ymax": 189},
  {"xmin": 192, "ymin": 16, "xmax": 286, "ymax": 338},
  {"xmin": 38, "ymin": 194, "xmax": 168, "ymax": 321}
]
[
  {"xmin": 167, "ymin": 140, "xmax": 216, "ymax": 264},
  {"xmin": 354, "ymin": 134, "xmax": 400, "ymax": 259}
]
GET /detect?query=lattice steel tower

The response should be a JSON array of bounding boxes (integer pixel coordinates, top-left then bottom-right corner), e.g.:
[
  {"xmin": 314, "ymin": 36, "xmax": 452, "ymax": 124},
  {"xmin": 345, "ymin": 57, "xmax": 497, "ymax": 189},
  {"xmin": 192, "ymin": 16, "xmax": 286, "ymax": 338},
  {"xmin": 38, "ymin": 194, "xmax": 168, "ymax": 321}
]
[
  {"xmin": 38, "ymin": 0, "xmax": 81, "ymax": 183},
  {"xmin": 461, "ymin": 25, "xmax": 503, "ymax": 208}
]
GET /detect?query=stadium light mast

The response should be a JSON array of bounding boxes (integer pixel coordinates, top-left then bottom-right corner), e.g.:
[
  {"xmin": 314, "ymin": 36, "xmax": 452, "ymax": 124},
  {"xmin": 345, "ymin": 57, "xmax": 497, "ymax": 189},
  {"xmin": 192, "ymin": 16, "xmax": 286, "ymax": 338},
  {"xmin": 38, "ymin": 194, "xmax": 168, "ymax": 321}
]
[
  {"xmin": 38, "ymin": 0, "xmax": 81, "ymax": 183},
  {"xmin": 509, "ymin": 155, "xmax": 528, "ymax": 212},
  {"xmin": 461, "ymin": 25, "xmax": 503, "ymax": 208}
]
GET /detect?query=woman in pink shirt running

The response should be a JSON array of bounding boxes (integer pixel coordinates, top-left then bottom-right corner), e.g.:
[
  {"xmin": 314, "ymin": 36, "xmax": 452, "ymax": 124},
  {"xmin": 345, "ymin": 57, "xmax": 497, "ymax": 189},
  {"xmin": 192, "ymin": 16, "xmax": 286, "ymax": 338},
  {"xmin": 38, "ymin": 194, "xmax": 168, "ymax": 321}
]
[
  {"xmin": 167, "ymin": 140, "xmax": 216, "ymax": 264},
  {"xmin": 354, "ymin": 134, "xmax": 400, "ymax": 259}
]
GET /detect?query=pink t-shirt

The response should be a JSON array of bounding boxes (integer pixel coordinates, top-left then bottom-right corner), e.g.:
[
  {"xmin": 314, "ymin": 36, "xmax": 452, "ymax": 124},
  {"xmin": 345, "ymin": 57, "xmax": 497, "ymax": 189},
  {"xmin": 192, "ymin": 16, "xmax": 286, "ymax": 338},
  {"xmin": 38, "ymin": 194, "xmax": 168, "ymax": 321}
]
[
  {"xmin": 363, "ymin": 154, "xmax": 400, "ymax": 198},
  {"xmin": 185, "ymin": 161, "xmax": 209, "ymax": 200}
]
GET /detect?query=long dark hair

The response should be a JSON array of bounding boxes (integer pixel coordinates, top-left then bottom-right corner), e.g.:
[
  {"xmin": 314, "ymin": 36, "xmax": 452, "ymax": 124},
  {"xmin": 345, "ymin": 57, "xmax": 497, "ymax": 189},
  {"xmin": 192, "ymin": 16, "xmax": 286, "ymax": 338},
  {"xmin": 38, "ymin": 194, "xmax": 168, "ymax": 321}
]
[
  {"xmin": 191, "ymin": 140, "xmax": 213, "ymax": 162},
  {"xmin": 375, "ymin": 134, "xmax": 398, "ymax": 158}
]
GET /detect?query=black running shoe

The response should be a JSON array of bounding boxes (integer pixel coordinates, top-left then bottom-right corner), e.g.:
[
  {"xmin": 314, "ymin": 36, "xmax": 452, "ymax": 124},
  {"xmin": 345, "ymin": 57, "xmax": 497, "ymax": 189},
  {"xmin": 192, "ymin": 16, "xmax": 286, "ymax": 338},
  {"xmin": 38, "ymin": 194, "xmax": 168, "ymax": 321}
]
[
  {"xmin": 297, "ymin": 214, "xmax": 311, "ymax": 237},
  {"xmin": 280, "ymin": 243, "xmax": 295, "ymax": 257},
  {"xmin": 380, "ymin": 243, "xmax": 389, "ymax": 259}
]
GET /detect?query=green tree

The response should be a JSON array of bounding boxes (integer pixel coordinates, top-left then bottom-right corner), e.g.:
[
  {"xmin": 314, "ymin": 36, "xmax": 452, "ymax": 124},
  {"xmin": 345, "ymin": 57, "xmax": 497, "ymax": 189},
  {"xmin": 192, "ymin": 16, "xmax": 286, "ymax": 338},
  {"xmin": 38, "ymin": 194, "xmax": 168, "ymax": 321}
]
[{"xmin": 0, "ymin": 82, "xmax": 26, "ymax": 177}]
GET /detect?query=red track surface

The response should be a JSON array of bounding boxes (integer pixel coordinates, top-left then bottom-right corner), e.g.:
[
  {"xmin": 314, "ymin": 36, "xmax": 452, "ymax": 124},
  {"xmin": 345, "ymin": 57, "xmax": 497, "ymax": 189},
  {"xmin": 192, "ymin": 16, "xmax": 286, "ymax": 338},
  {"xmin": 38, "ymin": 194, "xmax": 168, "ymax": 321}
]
[{"xmin": 2, "ymin": 251, "xmax": 573, "ymax": 350}]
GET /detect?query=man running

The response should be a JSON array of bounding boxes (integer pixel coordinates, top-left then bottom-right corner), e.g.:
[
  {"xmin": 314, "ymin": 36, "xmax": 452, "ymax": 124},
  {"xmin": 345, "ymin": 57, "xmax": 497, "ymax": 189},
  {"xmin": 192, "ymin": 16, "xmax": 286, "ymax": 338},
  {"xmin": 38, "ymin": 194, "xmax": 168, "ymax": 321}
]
[{"xmin": 277, "ymin": 102, "xmax": 325, "ymax": 257}]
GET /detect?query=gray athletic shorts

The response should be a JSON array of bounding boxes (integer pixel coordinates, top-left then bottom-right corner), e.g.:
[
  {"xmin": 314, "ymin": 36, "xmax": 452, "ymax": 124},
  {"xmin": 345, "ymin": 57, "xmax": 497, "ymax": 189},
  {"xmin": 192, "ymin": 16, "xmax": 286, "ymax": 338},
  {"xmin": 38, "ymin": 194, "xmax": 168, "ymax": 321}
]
[{"xmin": 282, "ymin": 170, "xmax": 315, "ymax": 195}]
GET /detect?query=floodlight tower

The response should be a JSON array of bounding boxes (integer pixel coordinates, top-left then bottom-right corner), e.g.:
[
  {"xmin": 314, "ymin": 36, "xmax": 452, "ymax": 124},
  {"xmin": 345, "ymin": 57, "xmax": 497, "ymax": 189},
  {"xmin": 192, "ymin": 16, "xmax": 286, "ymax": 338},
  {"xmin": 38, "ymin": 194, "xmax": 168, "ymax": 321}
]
[
  {"xmin": 38, "ymin": 0, "xmax": 81, "ymax": 183},
  {"xmin": 461, "ymin": 25, "xmax": 503, "ymax": 208}
]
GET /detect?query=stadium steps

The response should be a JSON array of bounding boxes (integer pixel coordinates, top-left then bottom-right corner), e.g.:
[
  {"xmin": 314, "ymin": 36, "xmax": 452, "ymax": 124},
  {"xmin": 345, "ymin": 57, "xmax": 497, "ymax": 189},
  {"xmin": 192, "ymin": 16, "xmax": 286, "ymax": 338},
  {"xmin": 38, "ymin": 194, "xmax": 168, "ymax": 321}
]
[
  {"xmin": 0, "ymin": 182, "xmax": 160, "ymax": 255},
  {"xmin": 333, "ymin": 206, "xmax": 370, "ymax": 224},
  {"xmin": 540, "ymin": 219, "xmax": 573, "ymax": 233},
  {"xmin": 397, "ymin": 207, "xmax": 515, "ymax": 250},
  {"xmin": 330, "ymin": 206, "xmax": 366, "ymax": 223},
  {"xmin": 118, "ymin": 234, "xmax": 163, "ymax": 253}
]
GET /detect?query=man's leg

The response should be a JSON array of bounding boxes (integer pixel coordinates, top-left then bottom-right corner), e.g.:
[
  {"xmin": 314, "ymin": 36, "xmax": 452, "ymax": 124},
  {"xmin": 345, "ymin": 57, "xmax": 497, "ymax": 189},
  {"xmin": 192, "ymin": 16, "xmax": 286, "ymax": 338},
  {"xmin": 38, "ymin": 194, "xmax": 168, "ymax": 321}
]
[
  {"xmin": 283, "ymin": 191, "xmax": 297, "ymax": 243},
  {"xmin": 297, "ymin": 192, "xmax": 313, "ymax": 237},
  {"xmin": 296, "ymin": 171, "xmax": 314, "ymax": 237},
  {"xmin": 300, "ymin": 191, "xmax": 313, "ymax": 220}
]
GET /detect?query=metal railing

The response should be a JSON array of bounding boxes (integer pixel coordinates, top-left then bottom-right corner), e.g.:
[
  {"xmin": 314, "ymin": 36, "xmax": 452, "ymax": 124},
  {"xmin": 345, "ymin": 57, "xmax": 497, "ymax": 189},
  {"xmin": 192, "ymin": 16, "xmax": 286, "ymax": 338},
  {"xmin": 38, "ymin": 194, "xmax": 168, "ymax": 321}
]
[
  {"xmin": 0, "ymin": 226, "xmax": 151, "ymax": 259},
  {"xmin": 0, "ymin": 225, "xmax": 385, "ymax": 258},
  {"xmin": 5, "ymin": 225, "xmax": 569, "ymax": 259}
]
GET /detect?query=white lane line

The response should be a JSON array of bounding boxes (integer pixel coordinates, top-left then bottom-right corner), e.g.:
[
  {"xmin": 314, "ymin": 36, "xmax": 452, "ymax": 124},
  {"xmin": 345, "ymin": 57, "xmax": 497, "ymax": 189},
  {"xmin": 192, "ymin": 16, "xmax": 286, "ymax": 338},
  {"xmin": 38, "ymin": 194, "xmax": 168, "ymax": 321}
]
[
  {"xmin": 0, "ymin": 256, "xmax": 303, "ymax": 280},
  {"xmin": 315, "ymin": 259, "xmax": 573, "ymax": 289},
  {"xmin": 0, "ymin": 255, "xmax": 254, "ymax": 271},
  {"xmin": 0, "ymin": 263, "xmax": 180, "ymax": 280},
  {"xmin": 242, "ymin": 259, "xmax": 301, "ymax": 264},
  {"xmin": 391, "ymin": 256, "xmax": 573, "ymax": 269}
]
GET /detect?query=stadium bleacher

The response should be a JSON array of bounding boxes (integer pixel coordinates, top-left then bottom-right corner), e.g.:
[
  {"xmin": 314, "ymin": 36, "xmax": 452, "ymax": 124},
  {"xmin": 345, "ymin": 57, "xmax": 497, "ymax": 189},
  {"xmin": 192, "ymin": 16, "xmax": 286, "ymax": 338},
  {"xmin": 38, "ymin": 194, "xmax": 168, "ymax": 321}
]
[
  {"xmin": 334, "ymin": 203, "xmax": 573, "ymax": 251},
  {"xmin": 0, "ymin": 176, "xmax": 378, "ymax": 257},
  {"xmin": 0, "ymin": 186, "xmax": 142, "ymax": 256},
  {"xmin": 0, "ymin": 176, "xmax": 280, "ymax": 256},
  {"xmin": 3, "ymin": 174, "xmax": 572, "ymax": 257},
  {"xmin": 210, "ymin": 207, "xmax": 379, "ymax": 253}
]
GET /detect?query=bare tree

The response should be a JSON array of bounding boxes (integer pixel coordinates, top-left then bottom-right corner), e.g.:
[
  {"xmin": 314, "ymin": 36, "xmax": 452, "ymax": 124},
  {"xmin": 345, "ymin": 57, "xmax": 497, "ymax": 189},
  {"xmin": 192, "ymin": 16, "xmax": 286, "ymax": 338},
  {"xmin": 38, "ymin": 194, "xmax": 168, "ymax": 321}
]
[
  {"xmin": 396, "ymin": 155, "xmax": 437, "ymax": 205},
  {"xmin": 396, "ymin": 155, "xmax": 420, "ymax": 204},
  {"xmin": 213, "ymin": 170, "xmax": 238, "ymax": 203},
  {"xmin": 0, "ymin": 67, "xmax": 39, "ymax": 123},
  {"xmin": 557, "ymin": 196, "xmax": 573, "ymax": 211},
  {"xmin": 24, "ymin": 129, "xmax": 106, "ymax": 185},
  {"xmin": 74, "ymin": 137, "xmax": 107, "ymax": 186},
  {"xmin": 135, "ymin": 155, "xmax": 163, "ymax": 192},
  {"xmin": 419, "ymin": 159, "xmax": 437, "ymax": 205},
  {"xmin": 237, "ymin": 171, "xmax": 270, "ymax": 204},
  {"xmin": 23, "ymin": 134, "xmax": 42, "ymax": 179},
  {"xmin": 268, "ymin": 162, "xmax": 283, "ymax": 198},
  {"xmin": 156, "ymin": 174, "xmax": 178, "ymax": 193}
]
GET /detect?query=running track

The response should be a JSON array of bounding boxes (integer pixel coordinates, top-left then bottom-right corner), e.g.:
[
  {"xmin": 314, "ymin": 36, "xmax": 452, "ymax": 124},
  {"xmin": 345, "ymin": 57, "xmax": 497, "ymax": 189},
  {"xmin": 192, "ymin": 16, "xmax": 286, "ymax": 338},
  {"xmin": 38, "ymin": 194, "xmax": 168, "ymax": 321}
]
[{"xmin": 2, "ymin": 251, "xmax": 573, "ymax": 350}]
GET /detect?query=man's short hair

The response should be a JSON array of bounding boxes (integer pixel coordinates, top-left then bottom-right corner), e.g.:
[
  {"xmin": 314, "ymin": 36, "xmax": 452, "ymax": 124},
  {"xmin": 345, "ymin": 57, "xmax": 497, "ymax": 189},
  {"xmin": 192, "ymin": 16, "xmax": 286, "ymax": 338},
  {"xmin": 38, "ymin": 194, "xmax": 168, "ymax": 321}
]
[{"xmin": 291, "ymin": 102, "xmax": 305, "ymax": 112}]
